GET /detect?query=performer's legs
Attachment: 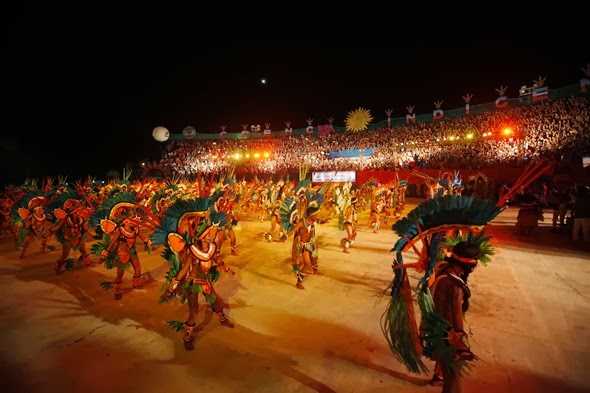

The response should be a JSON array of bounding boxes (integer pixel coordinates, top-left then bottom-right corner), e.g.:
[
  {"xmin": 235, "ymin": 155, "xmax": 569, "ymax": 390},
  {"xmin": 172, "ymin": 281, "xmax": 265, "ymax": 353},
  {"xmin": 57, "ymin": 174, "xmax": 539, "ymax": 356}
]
[
  {"xmin": 342, "ymin": 223, "xmax": 353, "ymax": 253},
  {"xmin": 229, "ymin": 229, "xmax": 238, "ymax": 256},
  {"xmin": 295, "ymin": 271, "xmax": 306, "ymax": 289},
  {"xmin": 311, "ymin": 255, "xmax": 323, "ymax": 275},
  {"xmin": 40, "ymin": 235, "xmax": 48, "ymax": 254},
  {"xmin": 113, "ymin": 266, "xmax": 124, "ymax": 300},
  {"xmin": 211, "ymin": 288, "xmax": 234, "ymax": 328},
  {"xmin": 55, "ymin": 244, "xmax": 72, "ymax": 274},
  {"xmin": 131, "ymin": 257, "xmax": 142, "ymax": 288},
  {"xmin": 183, "ymin": 293, "xmax": 199, "ymax": 350},
  {"xmin": 441, "ymin": 362, "xmax": 461, "ymax": 393},
  {"xmin": 269, "ymin": 215, "xmax": 277, "ymax": 234},
  {"xmin": 20, "ymin": 235, "xmax": 33, "ymax": 258},
  {"xmin": 431, "ymin": 361, "xmax": 443, "ymax": 386},
  {"xmin": 301, "ymin": 251, "xmax": 313, "ymax": 275},
  {"xmin": 79, "ymin": 241, "xmax": 91, "ymax": 265}
]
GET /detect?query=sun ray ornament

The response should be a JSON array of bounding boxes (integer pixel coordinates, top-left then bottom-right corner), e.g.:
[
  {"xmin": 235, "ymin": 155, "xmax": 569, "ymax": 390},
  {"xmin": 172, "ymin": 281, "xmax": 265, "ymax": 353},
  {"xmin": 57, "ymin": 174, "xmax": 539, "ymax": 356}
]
[{"xmin": 345, "ymin": 107, "xmax": 373, "ymax": 132}]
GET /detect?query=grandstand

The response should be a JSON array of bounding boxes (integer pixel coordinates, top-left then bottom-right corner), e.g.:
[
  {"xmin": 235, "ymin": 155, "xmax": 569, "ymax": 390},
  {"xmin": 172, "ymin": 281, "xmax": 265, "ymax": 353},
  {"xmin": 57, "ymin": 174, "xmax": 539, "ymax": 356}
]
[{"xmin": 152, "ymin": 83, "xmax": 589, "ymax": 186}]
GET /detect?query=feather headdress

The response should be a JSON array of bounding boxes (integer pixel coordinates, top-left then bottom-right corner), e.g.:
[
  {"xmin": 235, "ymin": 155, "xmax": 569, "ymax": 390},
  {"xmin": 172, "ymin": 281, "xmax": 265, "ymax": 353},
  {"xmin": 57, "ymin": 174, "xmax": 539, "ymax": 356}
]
[{"xmin": 380, "ymin": 195, "xmax": 502, "ymax": 375}]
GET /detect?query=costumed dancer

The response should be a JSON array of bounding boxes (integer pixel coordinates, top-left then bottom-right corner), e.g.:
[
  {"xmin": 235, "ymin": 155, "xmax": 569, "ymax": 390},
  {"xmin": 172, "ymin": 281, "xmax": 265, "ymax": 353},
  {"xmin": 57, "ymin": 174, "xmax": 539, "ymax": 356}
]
[
  {"xmin": 280, "ymin": 169, "xmax": 329, "ymax": 288},
  {"xmin": 282, "ymin": 205, "xmax": 323, "ymax": 289},
  {"xmin": 279, "ymin": 168, "xmax": 312, "ymax": 263},
  {"xmin": 211, "ymin": 172, "xmax": 240, "ymax": 256},
  {"xmin": 335, "ymin": 183, "xmax": 358, "ymax": 253},
  {"xmin": 395, "ymin": 180, "xmax": 408, "ymax": 218},
  {"xmin": 50, "ymin": 192, "xmax": 94, "ymax": 274},
  {"xmin": 369, "ymin": 193, "xmax": 384, "ymax": 233},
  {"xmin": 261, "ymin": 179, "xmax": 283, "ymax": 242},
  {"xmin": 223, "ymin": 178, "xmax": 241, "ymax": 256},
  {"xmin": 10, "ymin": 192, "xmax": 53, "ymax": 258},
  {"xmin": 0, "ymin": 196, "xmax": 15, "ymax": 238},
  {"xmin": 264, "ymin": 198, "xmax": 284, "ymax": 242},
  {"xmin": 210, "ymin": 185, "xmax": 239, "ymax": 257},
  {"xmin": 428, "ymin": 240, "xmax": 485, "ymax": 389},
  {"xmin": 90, "ymin": 192, "xmax": 155, "ymax": 300},
  {"xmin": 383, "ymin": 187, "xmax": 395, "ymax": 225},
  {"xmin": 380, "ymin": 195, "xmax": 502, "ymax": 393},
  {"xmin": 341, "ymin": 197, "xmax": 358, "ymax": 253},
  {"xmin": 153, "ymin": 198, "xmax": 235, "ymax": 351}
]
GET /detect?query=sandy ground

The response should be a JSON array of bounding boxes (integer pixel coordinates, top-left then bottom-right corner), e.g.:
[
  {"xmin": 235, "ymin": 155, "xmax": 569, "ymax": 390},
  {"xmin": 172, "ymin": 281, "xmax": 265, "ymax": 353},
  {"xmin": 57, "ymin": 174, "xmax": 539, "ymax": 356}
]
[{"xmin": 0, "ymin": 198, "xmax": 589, "ymax": 393}]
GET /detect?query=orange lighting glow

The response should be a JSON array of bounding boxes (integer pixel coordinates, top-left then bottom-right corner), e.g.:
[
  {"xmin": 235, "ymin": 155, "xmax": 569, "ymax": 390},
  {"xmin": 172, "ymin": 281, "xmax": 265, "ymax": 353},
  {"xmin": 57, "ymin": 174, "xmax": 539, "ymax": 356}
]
[{"xmin": 502, "ymin": 127, "xmax": 513, "ymax": 136}]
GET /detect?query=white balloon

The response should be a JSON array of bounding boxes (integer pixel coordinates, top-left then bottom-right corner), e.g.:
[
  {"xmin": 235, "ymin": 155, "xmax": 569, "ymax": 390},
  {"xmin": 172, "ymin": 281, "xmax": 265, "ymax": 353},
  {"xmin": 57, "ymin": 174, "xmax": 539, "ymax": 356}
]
[{"xmin": 152, "ymin": 126, "xmax": 170, "ymax": 142}]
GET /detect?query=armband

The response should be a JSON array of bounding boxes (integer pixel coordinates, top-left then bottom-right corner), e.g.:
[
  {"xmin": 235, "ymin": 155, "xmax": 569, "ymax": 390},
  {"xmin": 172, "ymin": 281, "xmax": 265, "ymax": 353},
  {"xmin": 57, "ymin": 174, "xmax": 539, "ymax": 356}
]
[{"xmin": 168, "ymin": 278, "xmax": 180, "ymax": 293}]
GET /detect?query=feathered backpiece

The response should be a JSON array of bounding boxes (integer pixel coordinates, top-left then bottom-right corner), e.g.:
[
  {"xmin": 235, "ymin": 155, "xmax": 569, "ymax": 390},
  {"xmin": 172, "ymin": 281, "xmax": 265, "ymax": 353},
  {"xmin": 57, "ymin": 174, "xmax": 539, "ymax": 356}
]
[
  {"xmin": 48, "ymin": 190, "xmax": 88, "ymax": 220},
  {"xmin": 151, "ymin": 198, "xmax": 212, "ymax": 250},
  {"xmin": 279, "ymin": 196, "xmax": 299, "ymax": 232},
  {"xmin": 210, "ymin": 209, "xmax": 228, "ymax": 228},
  {"xmin": 89, "ymin": 191, "xmax": 140, "ymax": 231},
  {"xmin": 380, "ymin": 195, "xmax": 502, "ymax": 375},
  {"xmin": 151, "ymin": 198, "xmax": 214, "ymax": 292},
  {"xmin": 293, "ymin": 178, "xmax": 311, "ymax": 197},
  {"xmin": 305, "ymin": 185, "xmax": 325, "ymax": 210}
]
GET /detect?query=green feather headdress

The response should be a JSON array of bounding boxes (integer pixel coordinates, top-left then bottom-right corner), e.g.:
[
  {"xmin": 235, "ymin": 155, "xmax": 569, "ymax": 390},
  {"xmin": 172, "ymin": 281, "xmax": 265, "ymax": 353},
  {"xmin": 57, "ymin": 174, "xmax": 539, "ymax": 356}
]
[
  {"xmin": 380, "ymin": 195, "xmax": 502, "ymax": 375},
  {"xmin": 151, "ymin": 198, "xmax": 212, "ymax": 248},
  {"xmin": 89, "ymin": 191, "xmax": 139, "ymax": 228}
]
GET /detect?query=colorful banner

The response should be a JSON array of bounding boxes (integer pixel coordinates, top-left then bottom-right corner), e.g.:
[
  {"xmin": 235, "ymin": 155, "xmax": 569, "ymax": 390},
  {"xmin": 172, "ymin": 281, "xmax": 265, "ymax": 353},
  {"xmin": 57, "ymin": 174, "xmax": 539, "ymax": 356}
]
[
  {"xmin": 329, "ymin": 148, "xmax": 376, "ymax": 159},
  {"xmin": 495, "ymin": 96, "xmax": 509, "ymax": 109},
  {"xmin": 532, "ymin": 86, "xmax": 549, "ymax": 102},
  {"xmin": 317, "ymin": 124, "xmax": 331, "ymax": 136}
]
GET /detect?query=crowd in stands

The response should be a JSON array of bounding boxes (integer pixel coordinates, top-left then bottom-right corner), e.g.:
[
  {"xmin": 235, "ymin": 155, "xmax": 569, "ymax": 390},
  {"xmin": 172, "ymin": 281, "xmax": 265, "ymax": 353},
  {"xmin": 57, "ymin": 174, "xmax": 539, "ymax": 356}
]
[{"xmin": 159, "ymin": 95, "xmax": 590, "ymax": 176}]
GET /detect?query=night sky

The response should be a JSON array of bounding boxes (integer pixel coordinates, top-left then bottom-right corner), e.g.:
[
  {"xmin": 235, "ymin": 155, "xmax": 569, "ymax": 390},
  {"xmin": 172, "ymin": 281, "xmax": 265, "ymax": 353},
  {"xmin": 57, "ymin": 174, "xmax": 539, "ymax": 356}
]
[{"xmin": 3, "ymin": 3, "xmax": 588, "ymax": 186}]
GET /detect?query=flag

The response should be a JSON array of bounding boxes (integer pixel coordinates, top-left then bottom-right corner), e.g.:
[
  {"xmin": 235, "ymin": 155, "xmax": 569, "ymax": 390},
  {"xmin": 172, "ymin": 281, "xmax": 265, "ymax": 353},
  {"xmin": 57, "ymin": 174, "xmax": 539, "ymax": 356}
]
[
  {"xmin": 317, "ymin": 124, "xmax": 331, "ymax": 137},
  {"xmin": 532, "ymin": 86, "xmax": 549, "ymax": 102},
  {"xmin": 581, "ymin": 78, "xmax": 590, "ymax": 93},
  {"xmin": 495, "ymin": 96, "xmax": 508, "ymax": 109}
]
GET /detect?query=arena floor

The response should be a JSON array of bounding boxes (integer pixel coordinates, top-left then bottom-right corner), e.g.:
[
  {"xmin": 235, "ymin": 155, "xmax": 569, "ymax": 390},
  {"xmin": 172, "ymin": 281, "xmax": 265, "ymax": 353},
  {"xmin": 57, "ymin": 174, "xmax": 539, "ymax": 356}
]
[{"xmin": 0, "ymin": 198, "xmax": 588, "ymax": 393}]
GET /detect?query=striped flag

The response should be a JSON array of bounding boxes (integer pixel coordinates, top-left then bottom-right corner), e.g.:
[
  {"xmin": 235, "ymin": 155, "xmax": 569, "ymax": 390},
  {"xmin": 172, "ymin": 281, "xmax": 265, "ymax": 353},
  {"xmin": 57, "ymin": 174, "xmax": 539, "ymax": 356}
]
[
  {"xmin": 532, "ymin": 86, "xmax": 549, "ymax": 102},
  {"xmin": 495, "ymin": 96, "xmax": 508, "ymax": 109}
]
